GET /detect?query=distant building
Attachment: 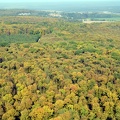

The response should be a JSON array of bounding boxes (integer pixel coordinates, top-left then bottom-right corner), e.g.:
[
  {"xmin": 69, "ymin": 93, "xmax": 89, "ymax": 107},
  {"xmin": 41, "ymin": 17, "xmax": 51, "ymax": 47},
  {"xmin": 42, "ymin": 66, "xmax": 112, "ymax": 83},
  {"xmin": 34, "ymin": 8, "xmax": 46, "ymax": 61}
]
[
  {"xmin": 18, "ymin": 13, "xmax": 31, "ymax": 16},
  {"xmin": 49, "ymin": 13, "xmax": 62, "ymax": 17}
]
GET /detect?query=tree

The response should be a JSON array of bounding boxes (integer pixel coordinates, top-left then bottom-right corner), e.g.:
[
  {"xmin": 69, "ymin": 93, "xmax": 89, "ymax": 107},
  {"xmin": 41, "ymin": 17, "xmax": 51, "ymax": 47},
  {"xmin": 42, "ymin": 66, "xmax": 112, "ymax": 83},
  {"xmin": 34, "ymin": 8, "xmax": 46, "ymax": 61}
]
[
  {"xmin": 20, "ymin": 109, "xmax": 30, "ymax": 120},
  {"xmin": 29, "ymin": 106, "xmax": 53, "ymax": 120},
  {"xmin": 54, "ymin": 100, "xmax": 64, "ymax": 112}
]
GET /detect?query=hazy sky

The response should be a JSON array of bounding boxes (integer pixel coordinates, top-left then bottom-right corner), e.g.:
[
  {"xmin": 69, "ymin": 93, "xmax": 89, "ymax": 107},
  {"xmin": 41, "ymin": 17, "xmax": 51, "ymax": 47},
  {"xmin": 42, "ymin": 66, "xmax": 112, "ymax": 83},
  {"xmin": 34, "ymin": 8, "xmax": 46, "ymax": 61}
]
[{"xmin": 0, "ymin": 0, "xmax": 117, "ymax": 2}]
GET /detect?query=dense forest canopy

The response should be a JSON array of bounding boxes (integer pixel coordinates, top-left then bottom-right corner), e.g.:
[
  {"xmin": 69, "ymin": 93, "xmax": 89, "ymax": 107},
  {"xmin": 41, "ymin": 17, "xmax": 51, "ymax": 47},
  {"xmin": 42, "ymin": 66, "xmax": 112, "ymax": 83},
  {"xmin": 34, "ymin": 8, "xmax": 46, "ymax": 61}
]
[{"xmin": 0, "ymin": 15, "xmax": 120, "ymax": 120}]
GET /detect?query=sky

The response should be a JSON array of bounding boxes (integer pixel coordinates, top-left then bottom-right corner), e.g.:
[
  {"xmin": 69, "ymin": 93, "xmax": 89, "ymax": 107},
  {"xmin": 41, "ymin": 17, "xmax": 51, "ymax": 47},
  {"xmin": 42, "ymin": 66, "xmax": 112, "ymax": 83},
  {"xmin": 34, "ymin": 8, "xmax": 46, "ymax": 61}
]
[
  {"xmin": 0, "ymin": 0, "xmax": 118, "ymax": 2},
  {"xmin": 0, "ymin": 0, "xmax": 119, "ymax": 11},
  {"xmin": 1, "ymin": 0, "xmax": 75, "ymax": 2}
]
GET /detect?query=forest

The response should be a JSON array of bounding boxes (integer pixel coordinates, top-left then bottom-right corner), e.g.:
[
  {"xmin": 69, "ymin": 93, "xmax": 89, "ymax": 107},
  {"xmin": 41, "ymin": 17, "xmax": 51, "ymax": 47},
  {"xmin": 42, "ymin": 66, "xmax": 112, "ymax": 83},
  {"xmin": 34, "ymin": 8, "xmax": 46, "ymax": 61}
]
[
  {"xmin": 0, "ymin": 9, "xmax": 120, "ymax": 21},
  {"xmin": 0, "ymin": 16, "xmax": 120, "ymax": 120}
]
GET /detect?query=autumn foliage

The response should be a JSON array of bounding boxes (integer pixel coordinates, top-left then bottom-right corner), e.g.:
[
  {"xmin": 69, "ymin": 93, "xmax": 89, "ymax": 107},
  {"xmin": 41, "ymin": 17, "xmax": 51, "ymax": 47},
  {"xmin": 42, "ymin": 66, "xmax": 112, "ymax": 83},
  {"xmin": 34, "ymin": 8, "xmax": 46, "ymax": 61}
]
[{"xmin": 0, "ymin": 16, "xmax": 120, "ymax": 120}]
